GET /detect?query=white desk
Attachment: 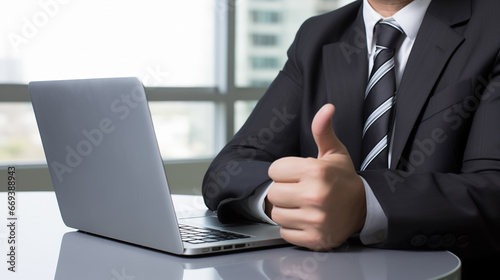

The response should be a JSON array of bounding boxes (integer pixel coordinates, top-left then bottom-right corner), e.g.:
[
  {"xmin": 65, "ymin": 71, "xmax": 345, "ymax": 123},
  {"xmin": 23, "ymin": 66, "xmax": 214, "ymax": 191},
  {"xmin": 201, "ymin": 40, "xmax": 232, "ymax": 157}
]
[{"xmin": 0, "ymin": 192, "xmax": 461, "ymax": 279}]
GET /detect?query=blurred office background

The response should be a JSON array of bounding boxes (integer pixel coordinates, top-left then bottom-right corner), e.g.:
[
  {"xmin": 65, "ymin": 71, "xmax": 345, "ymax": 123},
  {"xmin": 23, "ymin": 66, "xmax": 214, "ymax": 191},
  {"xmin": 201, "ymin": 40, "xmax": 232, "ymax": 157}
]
[{"xmin": 0, "ymin": 0, "xmax": 353, "ymax": 192}]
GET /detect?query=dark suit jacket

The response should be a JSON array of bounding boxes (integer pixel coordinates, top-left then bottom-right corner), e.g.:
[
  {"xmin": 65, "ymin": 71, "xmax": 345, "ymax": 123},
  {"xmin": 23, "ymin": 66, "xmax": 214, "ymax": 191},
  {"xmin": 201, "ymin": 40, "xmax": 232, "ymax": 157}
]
[{"xmin": 202, "ymin": 0, "xmax": 500, "ymax": 263}]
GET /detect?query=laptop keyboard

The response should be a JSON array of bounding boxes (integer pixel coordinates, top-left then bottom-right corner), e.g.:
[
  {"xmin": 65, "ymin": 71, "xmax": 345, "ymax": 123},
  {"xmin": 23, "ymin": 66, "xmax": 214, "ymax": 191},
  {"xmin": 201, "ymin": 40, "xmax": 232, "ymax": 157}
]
[{"xmin": 179, "ymin": 224, "xmax": 251, "ymax": 244}]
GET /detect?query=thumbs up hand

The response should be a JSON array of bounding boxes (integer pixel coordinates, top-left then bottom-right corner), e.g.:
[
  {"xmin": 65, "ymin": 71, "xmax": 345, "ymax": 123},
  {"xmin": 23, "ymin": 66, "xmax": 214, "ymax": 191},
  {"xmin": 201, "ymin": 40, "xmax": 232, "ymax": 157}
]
[{"xmin": 267, "ymin": 104, "xmax": 366, "ymax": 251}]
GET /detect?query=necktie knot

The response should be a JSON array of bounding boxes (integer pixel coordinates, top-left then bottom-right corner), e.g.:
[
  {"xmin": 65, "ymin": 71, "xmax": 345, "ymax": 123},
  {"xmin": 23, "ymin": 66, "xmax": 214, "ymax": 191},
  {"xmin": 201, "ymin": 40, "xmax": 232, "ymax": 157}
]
[{"xmin": 375, "ymin": 21, "xmax": 404, "ymax": 50}]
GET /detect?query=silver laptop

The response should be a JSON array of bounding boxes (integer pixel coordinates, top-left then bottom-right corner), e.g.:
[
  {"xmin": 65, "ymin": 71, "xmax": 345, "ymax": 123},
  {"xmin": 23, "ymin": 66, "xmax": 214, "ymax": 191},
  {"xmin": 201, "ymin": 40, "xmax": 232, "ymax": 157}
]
[{"xmin": 29, "ymin": 77, "xmax": 286, "ymax": 255}]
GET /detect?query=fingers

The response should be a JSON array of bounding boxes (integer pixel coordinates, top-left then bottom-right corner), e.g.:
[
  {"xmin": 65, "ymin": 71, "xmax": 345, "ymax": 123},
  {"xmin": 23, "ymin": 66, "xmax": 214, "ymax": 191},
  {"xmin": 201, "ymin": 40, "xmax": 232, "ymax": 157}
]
[
  {"xmin": 270, "ymin": 207, "xmax": 321, "ymax": 249},
  {"xmin": 268, "ymin": 156, "xmax": 311, "ymax": 182},
  {"xmin": 267, "ymin": 182, "xmax": 304, "ymax": 208},
  {"xmin": 270, "ymin": 206, "xmax": 306, "ymax": 227},
  {"xmin": 273, "ymin": 207, "xmax": 346, "ymax": 251},
  {"xmin": 279, "ymin": 224, "xmax": 338, "ymax": 251},
  {"xmin": 268, "ymin": 157, "xmax": 314, "ymax": 208}
]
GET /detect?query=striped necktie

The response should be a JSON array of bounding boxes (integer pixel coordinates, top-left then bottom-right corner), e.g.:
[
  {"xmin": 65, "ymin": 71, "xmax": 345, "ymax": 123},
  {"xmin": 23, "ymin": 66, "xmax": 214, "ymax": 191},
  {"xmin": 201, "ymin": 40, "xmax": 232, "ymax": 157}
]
[{"xmin": 361, "ymin": 21, "xmax": 404, "ymax": 171}]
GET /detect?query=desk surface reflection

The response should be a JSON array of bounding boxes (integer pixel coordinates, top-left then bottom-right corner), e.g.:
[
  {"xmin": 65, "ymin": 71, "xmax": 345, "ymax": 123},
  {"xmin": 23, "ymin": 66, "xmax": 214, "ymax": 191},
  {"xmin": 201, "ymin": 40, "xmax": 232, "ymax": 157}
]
[
  {"xmin": 55, "ymin": 230, "xmax": 460, "ymax": 280},
  {"xmin": 0, "ymin": 192, "xmax": 460, "ymax": 279}
]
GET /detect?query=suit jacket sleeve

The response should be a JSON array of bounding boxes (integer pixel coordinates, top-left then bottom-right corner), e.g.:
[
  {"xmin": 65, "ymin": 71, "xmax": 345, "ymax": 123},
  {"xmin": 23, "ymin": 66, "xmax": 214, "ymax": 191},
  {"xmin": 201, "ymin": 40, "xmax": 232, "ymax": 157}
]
[{"xmin": 202, "ymin": 28, "xmax": 307, "ymax": 223}]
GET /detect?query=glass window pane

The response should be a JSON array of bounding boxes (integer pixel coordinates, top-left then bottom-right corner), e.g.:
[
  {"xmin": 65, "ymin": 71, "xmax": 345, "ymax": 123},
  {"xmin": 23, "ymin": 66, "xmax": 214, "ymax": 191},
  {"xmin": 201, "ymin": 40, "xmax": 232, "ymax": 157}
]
[
  {"xmin": 149, "ymin": 102, "xmax": 216, "ymax": 159},
  {"xmin": 0, "ymin": 102, "xmax": 215, "ymax": 164},
  {"xmin": 235, "ymin": 0, "xmax": 355, "ymax": 87},
  {"xmin": 0, "ymin": 103, "xmax": 44, "ymax": 164},
  {"xmin": 234, "ymin": 100, "xmax": 258, "ymax": 132},
  {"xmin": 0, "ymin": 1, "xmax": 215, "ymax": 87}
]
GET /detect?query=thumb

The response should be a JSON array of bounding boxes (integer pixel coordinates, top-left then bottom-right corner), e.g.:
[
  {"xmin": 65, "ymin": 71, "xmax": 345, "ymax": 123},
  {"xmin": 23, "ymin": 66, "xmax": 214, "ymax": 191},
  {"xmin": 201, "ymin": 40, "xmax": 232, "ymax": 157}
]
[{"xmin": 312, "ymin": 104, "xmax": 347, "ymax": 158}]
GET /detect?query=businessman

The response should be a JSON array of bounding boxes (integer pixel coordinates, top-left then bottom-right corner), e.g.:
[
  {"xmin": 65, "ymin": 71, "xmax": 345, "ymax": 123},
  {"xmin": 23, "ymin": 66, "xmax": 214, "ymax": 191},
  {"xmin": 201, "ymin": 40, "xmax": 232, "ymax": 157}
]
[{"xmin": 203, "ymin": 0, "xmax": 500, "ymax": 275}]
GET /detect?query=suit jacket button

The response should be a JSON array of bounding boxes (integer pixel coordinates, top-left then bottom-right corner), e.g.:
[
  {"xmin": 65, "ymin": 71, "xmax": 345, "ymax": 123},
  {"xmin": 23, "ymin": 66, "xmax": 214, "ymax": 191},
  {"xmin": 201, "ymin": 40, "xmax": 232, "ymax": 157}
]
[
  {"xmin": 428, "ymin": 235, "xmax": 443, "ymax": 248},
  {"xmin": 457, "ymin": 236, "xmax": 470, "ymax": 248},
  {"xmin": 411, "ymin": 235, "xmax": 428, "ymax": 247},
  {"xmin": 442, "ymin": 234, "xmax": 456, "ymax": 247}
]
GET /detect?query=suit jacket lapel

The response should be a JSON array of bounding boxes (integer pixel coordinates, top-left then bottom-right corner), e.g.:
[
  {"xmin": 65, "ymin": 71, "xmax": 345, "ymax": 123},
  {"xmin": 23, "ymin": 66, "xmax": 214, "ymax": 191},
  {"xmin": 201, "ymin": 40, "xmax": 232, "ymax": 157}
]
[
  {"xmin": 390, "ymin": 0, "xmax": 471, "ymax": 168},
  {"xmin": 323, "ymin": 7, "xmax": 368, "ymax": 168}
]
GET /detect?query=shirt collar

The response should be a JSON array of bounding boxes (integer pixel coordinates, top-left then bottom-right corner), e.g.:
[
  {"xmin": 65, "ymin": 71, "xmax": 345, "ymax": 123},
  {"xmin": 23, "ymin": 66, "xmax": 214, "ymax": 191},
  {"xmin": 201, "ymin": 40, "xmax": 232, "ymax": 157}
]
[{"xmin": 363, "ymin": 0, "xmax": 432, "ymax": 52}]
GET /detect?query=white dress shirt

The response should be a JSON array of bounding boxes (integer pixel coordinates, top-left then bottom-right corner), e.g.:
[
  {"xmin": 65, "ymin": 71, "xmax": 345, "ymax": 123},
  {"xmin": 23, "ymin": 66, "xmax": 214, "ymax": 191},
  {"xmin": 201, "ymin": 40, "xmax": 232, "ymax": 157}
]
[{"xmin": 237, "ymin": 0, "xmax": 432, "ymax": 245}]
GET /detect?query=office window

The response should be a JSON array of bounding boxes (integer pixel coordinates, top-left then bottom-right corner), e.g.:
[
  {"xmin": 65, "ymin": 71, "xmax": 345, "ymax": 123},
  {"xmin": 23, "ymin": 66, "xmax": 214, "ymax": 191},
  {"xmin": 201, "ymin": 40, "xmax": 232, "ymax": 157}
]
[
  {"xmin": 0, "ymin": 103, "xmax": 44, "ymax": 164},
  {"xmin": 0, "ymin": 0, "xmax": 215, "ymax": 87},
  {"xmin": 0, "ymin": 102, "xmax": 215, "ymax": 164},
  {"xmin": 235, "ymin": 100, "xmax": 258, "ymax": 132},
  {"xmin": 236, "ymin": 0, "xmax": 353, "ymax": 87},
  {"xmin": 0, "ymin": 1, "xmax": 217, "ymax": 164},
  {"xmin": 250, "ymin": 10, "xmax": 282, "ymax": 23},
  {"xmin": 0, "ymin": 0, "xmax": 356, "ymax": 189},
  {"xmin": 251, "ymin": 34, "xmax": 279, "ymax": 46},
  {"xmin": 149, "ymin": 102, "xmax": 216, "ymax": 159},
  {"xmin": 250, "ymin": 56, "xmax": 280, "ymax": 69},
  {"xmin": 249, "ymin": 79, "xmax": 274, "ymax": 87}
]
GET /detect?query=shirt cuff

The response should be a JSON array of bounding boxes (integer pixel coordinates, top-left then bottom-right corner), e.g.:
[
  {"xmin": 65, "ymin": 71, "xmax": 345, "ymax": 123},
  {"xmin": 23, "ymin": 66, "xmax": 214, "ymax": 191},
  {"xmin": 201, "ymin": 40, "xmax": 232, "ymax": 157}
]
[
  {"xmin": 359, "ymin": 176, "xmax": 388, "ymax": 244},
  {"xmin": 242, "ymin": 181, "xmax": 277, "ymax": 225}
]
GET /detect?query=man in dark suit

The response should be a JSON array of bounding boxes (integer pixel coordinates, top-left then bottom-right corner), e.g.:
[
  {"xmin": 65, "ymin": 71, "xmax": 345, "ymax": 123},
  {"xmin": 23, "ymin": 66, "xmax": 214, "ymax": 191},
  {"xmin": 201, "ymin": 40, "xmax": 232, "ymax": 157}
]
[{"xmin": 203, "ymin": 0, "xmax": 500, "ymax": 276}]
